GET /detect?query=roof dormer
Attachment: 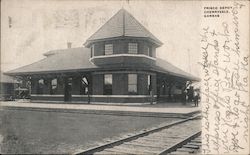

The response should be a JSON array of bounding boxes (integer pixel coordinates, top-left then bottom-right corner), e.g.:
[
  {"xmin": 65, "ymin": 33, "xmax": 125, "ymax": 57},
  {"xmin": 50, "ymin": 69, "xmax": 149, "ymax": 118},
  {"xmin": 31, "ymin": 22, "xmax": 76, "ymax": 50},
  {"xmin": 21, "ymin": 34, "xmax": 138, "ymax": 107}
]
[
  {"xmin": 85, "ymin": 9, "xmax": 162, "ymax": 67},
  {"xmin": 84, "ymin": 9, "xmax": 162, "ymax": 48}
]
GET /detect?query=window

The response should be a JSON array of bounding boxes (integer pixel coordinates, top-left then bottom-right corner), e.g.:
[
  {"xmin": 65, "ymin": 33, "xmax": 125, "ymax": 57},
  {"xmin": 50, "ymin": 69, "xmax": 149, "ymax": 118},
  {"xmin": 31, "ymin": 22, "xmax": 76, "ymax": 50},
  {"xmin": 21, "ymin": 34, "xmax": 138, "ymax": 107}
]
[
  {"xmin": 68, "ymin": 78, "xmax": 72, "ymax": 86},
  {"xmin": 80, "ymin": 77, "xmax": 88, "ymax": 95},
  {"xmin": 51, "ymin": 78, "xmax": 57, "ymax": 94},
  {"xmin": 38, "ymin": 79, "xmax": 44, "ymax": 85},
  {"xmin": 146, "ymin": 46, "xmax": 150, "ymax": 56},
  {"xmin": 128, "ymin": 74, "xmax": 137, "ymax": 94},
  {"xmin": 128, "ymin": 43, "xmax": 138, "ymax": 54},
  {"xmin": 105, "ymin": 44, "xmax": 113, "ymax": 55},
  {"xmin": 51, "ymin": 79, "xmax": 57, "ymax": 89},
  {"xmin": 104, "ymin": 74, "xmax": 112, "ymax": 95},
  {"xmin": 148, "ymin": 75, "xmax": 151, "ymax": 94},
  {"xmin": 37, "ymin": 79, "xmax": 44, "ymax": 94},
  {"xmin": 145, "ymin": 45, "xmax": 152, "ymax": 56},
  {"xmin": 91, "ymin": 44, "xmax": 95, "ymax": 57}
]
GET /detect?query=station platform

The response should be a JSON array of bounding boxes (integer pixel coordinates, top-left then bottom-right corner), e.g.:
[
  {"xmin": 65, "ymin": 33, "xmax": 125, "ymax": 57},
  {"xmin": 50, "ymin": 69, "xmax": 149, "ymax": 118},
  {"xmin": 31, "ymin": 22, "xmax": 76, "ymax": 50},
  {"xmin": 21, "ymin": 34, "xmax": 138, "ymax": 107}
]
[{"xmin": 0, "ymin": 101, "xmax": 201, "ymax": 118}]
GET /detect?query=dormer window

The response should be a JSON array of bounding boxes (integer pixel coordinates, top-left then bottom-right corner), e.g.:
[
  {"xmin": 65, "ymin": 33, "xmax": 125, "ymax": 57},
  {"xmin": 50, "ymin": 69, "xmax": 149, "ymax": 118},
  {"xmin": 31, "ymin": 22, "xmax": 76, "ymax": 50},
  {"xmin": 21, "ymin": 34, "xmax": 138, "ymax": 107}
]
[
  {"xmin": 145, "ymin": 45, "xmax": 152, "ymax": 56},
  {"xmin": 128, "ymin": 43, "xmax": 138, "ymax": 54},
  {"xmin": 146, "ymin": 46, "xmax": 150, "ymax": 56},
  {"xmin": 105, "ymin": 44, "xmax": 113, "ymax": 55}
]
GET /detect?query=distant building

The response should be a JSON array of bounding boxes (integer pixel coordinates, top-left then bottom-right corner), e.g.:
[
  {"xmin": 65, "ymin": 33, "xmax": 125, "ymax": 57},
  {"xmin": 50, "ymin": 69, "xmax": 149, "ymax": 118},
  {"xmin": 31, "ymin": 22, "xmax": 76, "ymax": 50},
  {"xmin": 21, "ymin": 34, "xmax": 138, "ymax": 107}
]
[
  {"xmin": 6, "ymin": 9, "xmax": 199, "ymax": 103},
  {"xmin": 0, "ymin": 72, "xmax": 15, "ymax": 100}
]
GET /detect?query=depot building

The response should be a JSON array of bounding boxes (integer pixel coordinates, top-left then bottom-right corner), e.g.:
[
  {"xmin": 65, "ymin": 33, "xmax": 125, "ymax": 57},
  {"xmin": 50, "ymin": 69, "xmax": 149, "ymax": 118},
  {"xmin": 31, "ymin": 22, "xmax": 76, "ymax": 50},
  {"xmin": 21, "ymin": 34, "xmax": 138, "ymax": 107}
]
[{"xmin": 6, "ymin": 9, "xmax": 199, "ymax": 103}]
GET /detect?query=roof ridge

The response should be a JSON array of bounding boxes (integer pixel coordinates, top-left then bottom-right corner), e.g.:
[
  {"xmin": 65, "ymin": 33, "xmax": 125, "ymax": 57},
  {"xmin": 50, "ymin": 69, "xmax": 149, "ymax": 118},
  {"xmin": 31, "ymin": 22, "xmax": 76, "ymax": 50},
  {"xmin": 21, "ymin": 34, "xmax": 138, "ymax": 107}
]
[
  {"xmin": 125, "ymin": 11, "xmax": 162, "ymax": 44},
  {"xmin": 47, "ymin": 46, "xmax": 85, "ymax": 52},
  {"xmin": 43, "ymin": 47, "xmax": 86, "ymax": 56},
  {"xmin": 85, "ymin": 9, "xmax": 123, "ymax": 43},
  {"xmin": 122, "ymin": 9, "xmax": 125, "ymax": 36}
]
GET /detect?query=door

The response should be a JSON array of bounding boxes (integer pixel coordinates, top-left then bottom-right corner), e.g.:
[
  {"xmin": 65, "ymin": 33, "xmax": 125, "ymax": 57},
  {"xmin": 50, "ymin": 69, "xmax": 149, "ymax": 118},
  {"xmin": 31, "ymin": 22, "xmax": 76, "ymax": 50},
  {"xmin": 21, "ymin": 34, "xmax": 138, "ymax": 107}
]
[{"xmin": 64, "ymin": 77, "xmax": 72, "ymax": 101}]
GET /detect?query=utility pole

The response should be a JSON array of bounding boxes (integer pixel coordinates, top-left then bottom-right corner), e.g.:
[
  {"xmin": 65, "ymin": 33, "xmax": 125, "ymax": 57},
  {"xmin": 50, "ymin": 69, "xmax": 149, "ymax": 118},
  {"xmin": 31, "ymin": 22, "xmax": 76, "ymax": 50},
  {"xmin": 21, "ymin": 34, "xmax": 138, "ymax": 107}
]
[{"xmin": 187, "ymin": 49, "xmax": 191, "ymax": 73}]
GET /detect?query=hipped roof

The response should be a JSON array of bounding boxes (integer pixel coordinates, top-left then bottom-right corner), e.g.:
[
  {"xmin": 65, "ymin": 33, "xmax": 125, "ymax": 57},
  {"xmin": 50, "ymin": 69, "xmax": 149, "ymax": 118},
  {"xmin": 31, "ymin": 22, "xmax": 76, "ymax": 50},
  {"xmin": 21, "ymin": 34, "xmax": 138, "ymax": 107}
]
[
  {"xmin": 6, "ymin": 48, "xmax": 97, "ymax": 75},
  {"xmin": 5, "ymin": 47, "xmax": 199, "ymax": 81},
  {"xmin": 84, "ymin": 9, "xmax": 163, "ymax": 47},
  {"xmin": 0, "ymin": 72, "xmax": 15, "ymax": 83}
]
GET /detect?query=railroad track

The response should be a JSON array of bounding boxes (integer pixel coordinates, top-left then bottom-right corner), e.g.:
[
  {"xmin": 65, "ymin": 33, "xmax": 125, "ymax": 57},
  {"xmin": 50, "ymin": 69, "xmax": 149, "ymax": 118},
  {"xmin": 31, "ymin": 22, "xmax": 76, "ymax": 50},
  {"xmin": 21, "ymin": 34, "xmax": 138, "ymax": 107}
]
[
  {"xmin": 168, "ymin": 135, "xmax": 201, "ymax": 154},
  {"xmin": 75, "ymin": 115, "xmax": 201, "ymax": 155}
]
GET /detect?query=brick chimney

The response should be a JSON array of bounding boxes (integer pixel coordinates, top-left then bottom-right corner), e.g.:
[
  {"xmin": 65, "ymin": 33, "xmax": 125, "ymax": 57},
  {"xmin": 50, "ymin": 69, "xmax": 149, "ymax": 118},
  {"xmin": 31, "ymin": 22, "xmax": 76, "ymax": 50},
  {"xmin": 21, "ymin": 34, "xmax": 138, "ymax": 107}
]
[{"xmin": 67, "ymin": 42, "xmax": 72, "ymax": 48}]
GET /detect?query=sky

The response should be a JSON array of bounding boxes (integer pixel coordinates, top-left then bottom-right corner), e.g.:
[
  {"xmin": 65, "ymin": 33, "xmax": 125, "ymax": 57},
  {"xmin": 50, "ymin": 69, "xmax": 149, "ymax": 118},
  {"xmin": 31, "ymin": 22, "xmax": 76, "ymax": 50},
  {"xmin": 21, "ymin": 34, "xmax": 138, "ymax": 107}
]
[{"xmin": 1, "ymin": 0, "xmax": 202, "ymax": 76}]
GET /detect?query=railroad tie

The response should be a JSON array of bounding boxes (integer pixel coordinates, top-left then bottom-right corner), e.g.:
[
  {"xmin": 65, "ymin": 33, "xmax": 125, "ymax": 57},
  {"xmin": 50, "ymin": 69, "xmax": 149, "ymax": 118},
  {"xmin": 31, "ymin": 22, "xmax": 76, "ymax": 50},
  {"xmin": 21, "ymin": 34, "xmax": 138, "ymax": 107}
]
[
  {"xmin": 176, "ymin": 147, "xmax": 196, "ymax": 153},
  {"xmin": 76, "ymin": 116, "xmax": 201, "ymax": 155},
  {"xmin": 183, "ymin": 144, "xmax": 200, "ymax": 149},
  {"xmin": 187, "ymin": 142, "xmax": 202, "ymax": 146}
]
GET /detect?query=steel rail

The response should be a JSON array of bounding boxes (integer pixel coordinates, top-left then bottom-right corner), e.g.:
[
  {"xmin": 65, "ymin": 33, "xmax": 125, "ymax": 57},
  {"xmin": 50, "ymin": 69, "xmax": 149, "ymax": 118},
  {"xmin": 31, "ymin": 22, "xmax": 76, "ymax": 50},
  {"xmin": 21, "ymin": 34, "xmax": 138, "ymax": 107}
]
[
  {"xmin": 74, "ymin": 115, "xmax": 201, "ymax": 155},
  {"xmin": 159, "ymin": 131, "xmax": 201, "ymax": 155}
]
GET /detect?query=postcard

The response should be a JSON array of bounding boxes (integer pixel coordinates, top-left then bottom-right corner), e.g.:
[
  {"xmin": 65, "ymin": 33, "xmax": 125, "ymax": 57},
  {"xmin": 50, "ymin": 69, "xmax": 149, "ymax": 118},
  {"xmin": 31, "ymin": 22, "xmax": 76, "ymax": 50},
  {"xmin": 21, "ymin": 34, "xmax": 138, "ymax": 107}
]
[{"xmin": 0, "ymin": 0, "xmax": 249, "ymax": 154}]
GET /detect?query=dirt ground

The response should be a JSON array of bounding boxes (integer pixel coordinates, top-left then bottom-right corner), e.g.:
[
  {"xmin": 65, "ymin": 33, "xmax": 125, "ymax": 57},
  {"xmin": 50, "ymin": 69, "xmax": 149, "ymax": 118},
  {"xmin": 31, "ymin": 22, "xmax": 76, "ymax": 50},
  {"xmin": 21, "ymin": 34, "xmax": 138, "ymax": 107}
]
[{"xmin": 0, "ymin": 108, "xmax": 179, "ymax": 154}]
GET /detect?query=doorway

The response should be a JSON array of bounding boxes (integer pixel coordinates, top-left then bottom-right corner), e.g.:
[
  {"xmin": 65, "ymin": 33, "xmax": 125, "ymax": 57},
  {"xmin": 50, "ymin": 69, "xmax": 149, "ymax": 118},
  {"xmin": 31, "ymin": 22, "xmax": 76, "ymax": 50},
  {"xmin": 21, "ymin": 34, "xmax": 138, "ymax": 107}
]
[{"xmin": 64, "ymin": 77, "xmax": 72, "ymax": 102}]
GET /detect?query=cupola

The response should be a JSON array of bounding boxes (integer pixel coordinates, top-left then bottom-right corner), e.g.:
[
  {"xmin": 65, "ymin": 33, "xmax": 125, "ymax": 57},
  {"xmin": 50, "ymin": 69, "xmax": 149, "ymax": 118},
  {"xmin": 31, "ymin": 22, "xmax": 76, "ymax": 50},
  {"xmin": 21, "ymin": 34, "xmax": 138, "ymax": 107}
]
[{"xmin": 84, "ymin": 9, "xmax": 163, "ymax": 67}]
